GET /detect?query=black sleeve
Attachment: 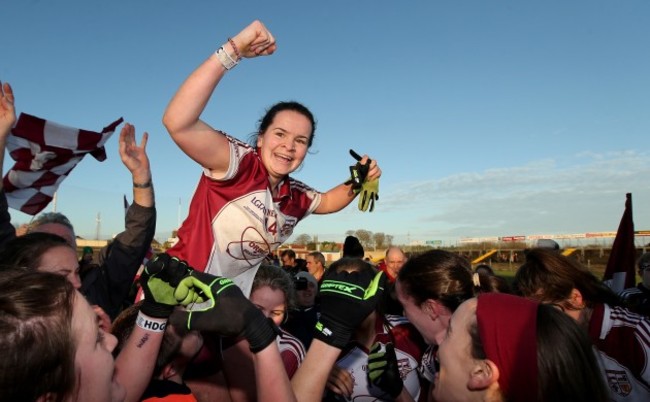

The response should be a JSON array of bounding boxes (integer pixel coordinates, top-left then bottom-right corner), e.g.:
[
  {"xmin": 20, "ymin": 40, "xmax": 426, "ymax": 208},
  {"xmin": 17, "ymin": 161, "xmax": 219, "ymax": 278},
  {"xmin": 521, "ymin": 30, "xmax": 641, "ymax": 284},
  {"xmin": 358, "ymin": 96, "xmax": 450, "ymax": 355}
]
[
  {"xmin": 92, "ymin": 202, "xmax": 156, "ymax": 319},
  {"xmin": 0, "ymin": 190, "xmax": 16, "ymax": 251}
]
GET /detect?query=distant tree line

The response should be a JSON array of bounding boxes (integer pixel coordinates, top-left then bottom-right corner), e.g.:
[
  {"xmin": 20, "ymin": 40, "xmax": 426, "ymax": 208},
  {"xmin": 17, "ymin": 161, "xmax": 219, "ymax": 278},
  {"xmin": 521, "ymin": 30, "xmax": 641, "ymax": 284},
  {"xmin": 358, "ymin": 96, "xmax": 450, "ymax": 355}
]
[{"xmin": 292, "ymin": 230, "xmax": 394, "ymax": 251}]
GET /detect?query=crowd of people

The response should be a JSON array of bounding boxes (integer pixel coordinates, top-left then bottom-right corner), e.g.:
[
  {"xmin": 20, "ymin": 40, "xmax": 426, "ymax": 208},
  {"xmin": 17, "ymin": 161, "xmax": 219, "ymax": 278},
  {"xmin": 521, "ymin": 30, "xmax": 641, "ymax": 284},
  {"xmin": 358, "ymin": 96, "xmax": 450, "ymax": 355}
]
[{"xmin": 1, "ymin": 19, "xmax": 650, "ymax": 402}]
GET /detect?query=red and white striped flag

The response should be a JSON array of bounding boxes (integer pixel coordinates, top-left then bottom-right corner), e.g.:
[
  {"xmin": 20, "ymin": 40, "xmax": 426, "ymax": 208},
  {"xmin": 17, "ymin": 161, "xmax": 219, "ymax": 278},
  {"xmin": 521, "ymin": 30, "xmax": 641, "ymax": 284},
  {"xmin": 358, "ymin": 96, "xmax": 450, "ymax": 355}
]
[
  {"xmin": 603, "ymin": 193, "xmax": 636, "ymax": 293},
  {"xmin": 2, "ymin": 113, "xmax": 123, "ymax": 215}
]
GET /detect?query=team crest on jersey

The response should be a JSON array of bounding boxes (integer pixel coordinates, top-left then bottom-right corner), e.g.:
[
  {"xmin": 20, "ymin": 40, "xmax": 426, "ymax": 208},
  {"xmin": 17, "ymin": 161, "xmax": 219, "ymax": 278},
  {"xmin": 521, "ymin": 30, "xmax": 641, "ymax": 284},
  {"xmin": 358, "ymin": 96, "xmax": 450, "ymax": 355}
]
[
  {"xmin": 397, "ymin": 358, "xmax": 411, "ymax": 379},
  {"xmin": 279, "ymin": 217, "xmax": 298, "ymax": 237},
  {"xmin": 606, "ymin": 370, "xmax": 632, "ymax": 397},
  {"xmin": 226, "ymin": 226, "xmax": 280, "ymax": 266}
]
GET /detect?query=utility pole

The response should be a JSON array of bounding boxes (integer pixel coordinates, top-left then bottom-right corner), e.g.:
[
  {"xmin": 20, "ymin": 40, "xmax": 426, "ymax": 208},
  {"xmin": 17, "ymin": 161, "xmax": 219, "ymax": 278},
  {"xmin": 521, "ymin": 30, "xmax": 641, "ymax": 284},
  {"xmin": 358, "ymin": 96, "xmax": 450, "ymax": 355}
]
[
  {"xmin": 177, "ymin": 197, "xmax": 181, "ymax": 229},
  {"xmin": 95, "ymin": 212, "xmax": 101, "ymax": 240}
]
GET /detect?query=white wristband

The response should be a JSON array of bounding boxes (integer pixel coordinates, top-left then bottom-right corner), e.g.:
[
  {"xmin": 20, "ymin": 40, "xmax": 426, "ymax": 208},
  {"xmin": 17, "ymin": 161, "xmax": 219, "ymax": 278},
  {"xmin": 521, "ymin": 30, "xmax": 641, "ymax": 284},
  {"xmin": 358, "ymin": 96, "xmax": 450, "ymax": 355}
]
[
  {"xmin": 136, "ymin": 311, "xmax": 167, "ymax": 333},
  {"xmin": 215, "ymin": 46, "xmax": 238, "ymax": 70}
]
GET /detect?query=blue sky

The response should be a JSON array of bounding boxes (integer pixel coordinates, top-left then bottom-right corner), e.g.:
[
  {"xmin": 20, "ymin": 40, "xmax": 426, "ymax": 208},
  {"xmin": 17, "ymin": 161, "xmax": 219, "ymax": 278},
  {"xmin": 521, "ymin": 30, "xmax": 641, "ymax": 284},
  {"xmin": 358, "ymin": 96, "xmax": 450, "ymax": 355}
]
[{"xmin": 2, "ymin": 0, "xmax": 649, "ymax": 246}]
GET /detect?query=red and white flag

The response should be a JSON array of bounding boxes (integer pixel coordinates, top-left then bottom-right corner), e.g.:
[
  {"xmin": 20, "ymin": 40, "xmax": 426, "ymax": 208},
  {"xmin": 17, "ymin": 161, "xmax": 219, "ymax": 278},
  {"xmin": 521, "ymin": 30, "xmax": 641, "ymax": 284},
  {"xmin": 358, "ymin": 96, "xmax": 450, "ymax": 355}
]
[
  {"xmin": 603, "ymin": 193, "xmax": 636, "ymax": 293},
  {"xmin": 2, "ymin": 113, "xmax": 123, "ymax": 215}
]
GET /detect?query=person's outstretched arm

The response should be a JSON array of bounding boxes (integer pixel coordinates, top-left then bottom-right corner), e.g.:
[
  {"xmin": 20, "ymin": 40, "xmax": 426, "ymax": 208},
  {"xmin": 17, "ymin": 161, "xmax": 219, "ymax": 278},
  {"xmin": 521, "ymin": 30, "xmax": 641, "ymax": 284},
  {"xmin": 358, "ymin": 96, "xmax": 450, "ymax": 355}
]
[
  {"xmin": 0, "ymin": 81, "xmax": 15, "ymax": 187},
  {"xmin": 291, "ymin": 339, "xmax": 342, "ymax": 401},
  {"xmin": 162, "ymin": 20, "xmax": 276, "ymax": 174},
  {"xmin": 253, "ymin": 342, "xmax": 297, "ymax": 402},
  {"xmin": 0, "ymin": 82, "xmax": 17, "ymax": 248},
  {"xmin": 114, "ymin": 254, "xmax": 190, "ymax": 402},
  {"xmin": 291, "ymin": 270, "xmax": 386, "ymax": 401},
  {"xmin": 120, "ymin": 123, "xmax": 154, "ymax": 209},
  {"xmin": 316, "ymin": 155, "xmax": 381, "ymax": 213},
  {"xmin": 94, "ymin": 123, "xmax": 156, "ymax": 319}
]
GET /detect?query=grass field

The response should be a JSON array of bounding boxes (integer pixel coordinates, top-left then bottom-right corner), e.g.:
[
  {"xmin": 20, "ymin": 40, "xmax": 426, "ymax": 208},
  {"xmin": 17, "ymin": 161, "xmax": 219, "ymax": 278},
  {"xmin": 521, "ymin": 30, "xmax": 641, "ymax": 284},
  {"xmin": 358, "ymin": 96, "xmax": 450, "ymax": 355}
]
[{"xmin": 492, "ymin": 264, "xmax": 640, "ymax": 289}]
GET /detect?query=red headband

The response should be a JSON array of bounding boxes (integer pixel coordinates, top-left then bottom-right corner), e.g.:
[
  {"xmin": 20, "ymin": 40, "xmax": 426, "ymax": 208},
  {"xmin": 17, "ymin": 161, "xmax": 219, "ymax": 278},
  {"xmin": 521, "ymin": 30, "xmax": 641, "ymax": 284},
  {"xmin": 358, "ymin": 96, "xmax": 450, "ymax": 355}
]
[{"xmin": 476, "ymin": 293, "xmax": 538, "ymax": 402}]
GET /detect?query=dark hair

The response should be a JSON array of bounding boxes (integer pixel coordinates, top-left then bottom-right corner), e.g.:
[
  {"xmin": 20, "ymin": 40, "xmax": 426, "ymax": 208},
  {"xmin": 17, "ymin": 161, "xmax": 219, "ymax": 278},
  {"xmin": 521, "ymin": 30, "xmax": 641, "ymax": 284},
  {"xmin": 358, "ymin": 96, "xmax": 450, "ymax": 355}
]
[
  {"xmin": 308, "ymin": 251, "xmax": 326, "ymax": 267},
  {"xmin": 468, "ymin": 303, "xmax": 607, "ymax": 402},
  {"xmin": 327, "ymin": 257, "xmax": 385, "ymax": 317},
  {"xmin": 513, "ymin": 249, "xmax": 622, "ymax": 309},
  {"xmin": 343, "ymin": 236, "xmax": 364, "ymax": 258},
  {"xmin": 280, "ymin": 249, "xmax": 296, "ymax": 260},
  {"xmin": 397, "ymin": 250, "xmax": 475, "ymax": 312},
  {"xmin": 0, "ymin": 270, "xmax": 76, "ymax": 401},
  {"xmin": 0, "ymin": 232, "xmax": 73, "ymax": 272},
  {"xmin": 252, "ymin": 264, "xmax": 297, "ymax": 311},
  {"xmin": 111, "ymin": 301, "xmax": 183, "ymax": 378},
  {"xmin": 535, "ymin": 304, "xmax": 608, "ymax": 401},
  {"xmin": 328, "ymin": 256, "xmax": 376, "ymax": 276},
  {"xmin": 474, "ymin": 264, "xmax": 495, "ymax": 276},
  {"xmin": 251, "ymin": 101, "xmax": 316, "ymax": 147},
  {"xmin": 474, "ymin": 271, "xmax": 511, "ymax": 294}
]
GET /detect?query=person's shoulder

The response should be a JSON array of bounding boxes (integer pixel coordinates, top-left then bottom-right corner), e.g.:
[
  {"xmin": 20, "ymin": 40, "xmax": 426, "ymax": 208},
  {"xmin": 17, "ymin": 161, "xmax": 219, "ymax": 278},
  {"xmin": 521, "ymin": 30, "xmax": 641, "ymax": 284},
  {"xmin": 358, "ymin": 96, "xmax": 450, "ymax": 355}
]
[
  {"xmin": 619, "ymin": 286, "xmax": 643, "ymax": 299},
  {"xmin": 279, "ymin": 328, "xmax": 306, "ymax": 354},
  {"xmin": 287, "ymin": 176, "xmax": 319, "ymax": 194},
  {"xmin": 384, "ymin": 314, "xmax": 411, "ymax": 327},
  {"xmin": 608, "ymin": 304, "xmax": 650, "ymax": 332}
]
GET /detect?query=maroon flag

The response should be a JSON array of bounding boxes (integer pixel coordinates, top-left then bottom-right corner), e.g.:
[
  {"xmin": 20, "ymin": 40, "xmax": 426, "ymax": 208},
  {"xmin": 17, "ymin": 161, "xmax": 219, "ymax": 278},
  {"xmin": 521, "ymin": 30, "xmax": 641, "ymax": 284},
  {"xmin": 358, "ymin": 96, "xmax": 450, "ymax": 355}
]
[
  {"xmin": 603, "ymin": 193, "xmax": 636, "ymax": 293},
  {"xmin": 3, "ymin": 113, "xmax": 123, "ymax": 215}
]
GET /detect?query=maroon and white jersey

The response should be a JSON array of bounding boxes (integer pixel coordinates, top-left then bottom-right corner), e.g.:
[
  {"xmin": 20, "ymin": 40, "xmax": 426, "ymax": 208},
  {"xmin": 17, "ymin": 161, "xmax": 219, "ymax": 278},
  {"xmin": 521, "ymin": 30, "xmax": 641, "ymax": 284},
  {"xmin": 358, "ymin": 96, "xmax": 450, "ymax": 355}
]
[
  {"xmin": 327, "ymin": 314, "xmax": 425, "ymax": 401},
  {"xmin": 278, "ymin": 328, "xmax": 306, "ymax": 379},
  {"xmin": 589, "ymin": 303, "xmax": 650, "ymax": 401},
  {"xmin": 168, "ymin": 135, "xmax": 321, "ymax": 295},
  {"xmin": 418, "ymin": 344, "xmax": 438, "ymax": 383}
]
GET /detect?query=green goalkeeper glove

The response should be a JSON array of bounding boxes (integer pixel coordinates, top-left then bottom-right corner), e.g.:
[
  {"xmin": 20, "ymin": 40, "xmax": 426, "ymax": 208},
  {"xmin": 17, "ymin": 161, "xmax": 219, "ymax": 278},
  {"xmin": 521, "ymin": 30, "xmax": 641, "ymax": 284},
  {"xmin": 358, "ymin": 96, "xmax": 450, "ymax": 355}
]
[
  {"xmin": 368, "ymin": 342, "xmax": 403, "ymax": 398},
  {"xmin": 358, "ymin": 178, "xmax": 379, "ymax": 212},
  {"xmin": 170, "ymin": 270, "xmax": 279, "ymax": 353},
  {"xmin": 139, "ymin": 253, "xmax": 191, "ymax": 318},
  {"xmin": 345, "ymin": 149, "xmax": 379, "ymax": 212}
]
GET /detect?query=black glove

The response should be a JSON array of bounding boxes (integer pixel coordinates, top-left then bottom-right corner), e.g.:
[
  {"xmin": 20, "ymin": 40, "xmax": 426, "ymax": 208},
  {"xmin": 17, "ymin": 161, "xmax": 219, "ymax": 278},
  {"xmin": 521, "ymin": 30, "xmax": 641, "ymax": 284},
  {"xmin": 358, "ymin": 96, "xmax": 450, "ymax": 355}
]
[
  {"xmin": 169, "ymin": 270, "xmax": 279, "ymax": 353},
  {"xmin": 368, "ymin": 342, "xmax": 403, "ymax": 398},
  {"xmin": 345, "ymin": 149, "xmax": 370, "ymax": 192},
  {"xmin": 139, "ymin": 253, "xmax": 191, "ymax": 318},
  {"xmin": 344, "ymin": 149, "xmax": 379, "ymax": 212},
  {"xmin": 314, "ymin": 270, "xmax": 385, "ymax": 349}
]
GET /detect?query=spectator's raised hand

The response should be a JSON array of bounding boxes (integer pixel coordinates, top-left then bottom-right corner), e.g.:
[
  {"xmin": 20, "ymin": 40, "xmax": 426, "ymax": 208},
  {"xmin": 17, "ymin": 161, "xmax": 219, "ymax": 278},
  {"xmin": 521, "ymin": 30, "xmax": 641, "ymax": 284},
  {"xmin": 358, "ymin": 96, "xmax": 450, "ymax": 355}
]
[
  {"xmin": 118, "ymin": 123, "xmax": 150, "ymax": 185},
  {"xmin": 0, "ymin": 81, "xmax": 16, "ymax": 139}
]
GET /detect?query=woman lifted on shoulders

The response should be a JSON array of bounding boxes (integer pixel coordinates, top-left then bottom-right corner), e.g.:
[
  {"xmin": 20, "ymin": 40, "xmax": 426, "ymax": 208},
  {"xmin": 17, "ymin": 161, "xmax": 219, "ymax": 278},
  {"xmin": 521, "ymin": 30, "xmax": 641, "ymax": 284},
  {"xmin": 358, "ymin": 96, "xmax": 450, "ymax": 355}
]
[{"xmin": 163, "ymin": 20, "xmax": 381, "ymax": 295}]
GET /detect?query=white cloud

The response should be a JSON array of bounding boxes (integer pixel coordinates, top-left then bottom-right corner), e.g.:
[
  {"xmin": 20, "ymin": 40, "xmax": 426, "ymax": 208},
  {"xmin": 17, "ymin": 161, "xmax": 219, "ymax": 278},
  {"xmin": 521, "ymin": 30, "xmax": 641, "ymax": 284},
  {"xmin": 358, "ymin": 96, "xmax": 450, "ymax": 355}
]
[{"xmin": 293, "ymin": 151, "xmax": 650, "ymax": 244}]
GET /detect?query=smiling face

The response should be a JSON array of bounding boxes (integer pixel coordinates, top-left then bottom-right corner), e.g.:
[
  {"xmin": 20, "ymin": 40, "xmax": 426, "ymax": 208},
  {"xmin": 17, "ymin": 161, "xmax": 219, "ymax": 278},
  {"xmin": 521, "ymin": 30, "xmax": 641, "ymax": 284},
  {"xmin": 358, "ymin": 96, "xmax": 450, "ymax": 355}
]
[
  {"xmin": 250, "ymin": 285, "xmax": 288, "ymax": 326},
  {"xmin": 385, "ymin": 248, "xmax": 406, "ymax": 275},
  {"xmin": 38, "ymin": 245, "xmax": 81, "ymax": 290},
  {"xmin": 433, "ymin": 298, "xmax": 479, "ymax": 402},
  {"xmin": 256, "ymin": 110, "xmax": 312, "ymax": 187},
  {"xmin": 71, "ymin": 291, "xmax": 125, "ymax": 402},
  {"xmin": 296, "ymin": 281, "xmax": 317, "ymax": 308}
]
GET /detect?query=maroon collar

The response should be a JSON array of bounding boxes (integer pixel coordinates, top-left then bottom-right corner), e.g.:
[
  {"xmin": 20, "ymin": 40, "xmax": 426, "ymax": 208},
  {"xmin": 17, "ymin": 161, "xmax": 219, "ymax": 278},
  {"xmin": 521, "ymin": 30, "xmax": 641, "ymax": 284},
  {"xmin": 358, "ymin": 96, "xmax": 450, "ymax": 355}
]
[{"xmin": 274, "ymin": 177, "xmax": 293, "ymax": 201}]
